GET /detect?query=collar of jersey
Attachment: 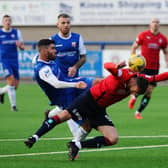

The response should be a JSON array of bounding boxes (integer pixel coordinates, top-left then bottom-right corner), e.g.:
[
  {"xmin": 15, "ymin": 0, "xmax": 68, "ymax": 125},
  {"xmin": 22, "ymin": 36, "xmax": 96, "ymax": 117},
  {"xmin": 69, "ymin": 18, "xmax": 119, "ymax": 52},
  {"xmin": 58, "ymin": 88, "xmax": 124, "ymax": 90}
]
[{"xmin": 58, "ymin": 31, "xmax": 72, "ymax": 40}]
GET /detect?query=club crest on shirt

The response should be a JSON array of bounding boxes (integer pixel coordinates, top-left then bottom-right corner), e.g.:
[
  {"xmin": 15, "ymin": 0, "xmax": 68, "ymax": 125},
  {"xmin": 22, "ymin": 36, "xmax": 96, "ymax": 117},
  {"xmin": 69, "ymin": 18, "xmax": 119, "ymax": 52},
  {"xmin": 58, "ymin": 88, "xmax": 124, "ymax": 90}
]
[{"xmin": 71, "ymin": 42, "xmax": 76, "ymax": 47}]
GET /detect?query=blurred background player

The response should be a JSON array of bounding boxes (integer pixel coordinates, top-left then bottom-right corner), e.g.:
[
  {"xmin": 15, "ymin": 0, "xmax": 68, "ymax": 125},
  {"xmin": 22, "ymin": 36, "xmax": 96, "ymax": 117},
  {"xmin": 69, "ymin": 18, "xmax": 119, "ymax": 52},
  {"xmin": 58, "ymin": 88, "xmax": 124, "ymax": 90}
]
[
  {"xmin": 0, "ymin": 15, "xmax": 24, "ymax": 111},
  {"xmin": 130, "ymin": 18, "xmax": 168, "ymax": 119},
  {"xmin": 50, "ymin": 13, "xmax": 87, "ymax": 136}
]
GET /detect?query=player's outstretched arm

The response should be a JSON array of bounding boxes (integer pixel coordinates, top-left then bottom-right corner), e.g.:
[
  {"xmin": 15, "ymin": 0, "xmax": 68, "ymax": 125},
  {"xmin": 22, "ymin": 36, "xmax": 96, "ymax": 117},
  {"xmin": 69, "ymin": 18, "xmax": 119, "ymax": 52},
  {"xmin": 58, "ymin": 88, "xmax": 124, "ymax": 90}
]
[
  {"xmin": 104, "ymin": 61, "xmax": 126, "ymax": 76},
  {"xmin": 139, "ymin": 72, "xmax": 168, "ymax": 83}
]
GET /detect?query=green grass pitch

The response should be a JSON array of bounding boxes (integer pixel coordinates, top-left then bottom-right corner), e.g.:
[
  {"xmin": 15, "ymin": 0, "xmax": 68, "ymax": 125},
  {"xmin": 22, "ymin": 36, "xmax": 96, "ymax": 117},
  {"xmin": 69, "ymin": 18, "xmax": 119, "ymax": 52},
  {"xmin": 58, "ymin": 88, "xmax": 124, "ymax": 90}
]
[{"xmin": 0, "ymin": 83, "xmax": 168, "ymax": 168}]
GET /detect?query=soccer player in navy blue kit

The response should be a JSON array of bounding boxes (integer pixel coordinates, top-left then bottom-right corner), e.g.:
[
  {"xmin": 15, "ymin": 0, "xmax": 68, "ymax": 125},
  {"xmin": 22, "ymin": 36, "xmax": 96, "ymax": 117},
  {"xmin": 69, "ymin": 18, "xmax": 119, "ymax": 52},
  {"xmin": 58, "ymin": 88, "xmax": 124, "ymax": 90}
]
[
  {"xmin": 50, "ymin": 13, "xmax": 87, "ymax": 136},
  {"xmin": 0, "ymin": 15, "xmax": 24, "ymax": 111}
]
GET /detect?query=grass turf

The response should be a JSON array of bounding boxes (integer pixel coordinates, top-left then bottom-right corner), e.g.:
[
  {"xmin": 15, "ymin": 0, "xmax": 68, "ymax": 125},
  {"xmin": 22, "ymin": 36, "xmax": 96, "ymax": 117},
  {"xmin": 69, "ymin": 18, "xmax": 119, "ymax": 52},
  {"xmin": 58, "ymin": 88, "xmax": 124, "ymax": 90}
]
[{"xmin": 0, "ymin": 83, "xmax": 168, "ymax": 168}]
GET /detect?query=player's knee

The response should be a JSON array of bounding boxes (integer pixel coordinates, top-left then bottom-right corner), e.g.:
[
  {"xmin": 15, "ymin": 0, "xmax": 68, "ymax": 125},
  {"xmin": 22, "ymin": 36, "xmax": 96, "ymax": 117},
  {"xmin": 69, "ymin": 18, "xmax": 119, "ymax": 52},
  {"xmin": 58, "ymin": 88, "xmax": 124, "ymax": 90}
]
[{"xmin": 105, "ymin": 136, "xmax": 119, "ymax": 146}]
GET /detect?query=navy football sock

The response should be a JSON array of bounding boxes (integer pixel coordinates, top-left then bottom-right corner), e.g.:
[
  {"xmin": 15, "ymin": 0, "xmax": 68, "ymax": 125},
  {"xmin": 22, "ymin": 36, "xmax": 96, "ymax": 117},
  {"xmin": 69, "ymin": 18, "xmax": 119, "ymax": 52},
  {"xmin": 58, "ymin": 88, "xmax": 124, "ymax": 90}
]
[
  {"xmin": 81, "ymin": 136, "xmax": 111, "ymax": 148},
  {"xmin": 35, "ymin": 116, "xmax": 60, "ymax": 138},
  {"xmin": 138, "ymin": 95, "xmax": 150, "ymax": 113}
]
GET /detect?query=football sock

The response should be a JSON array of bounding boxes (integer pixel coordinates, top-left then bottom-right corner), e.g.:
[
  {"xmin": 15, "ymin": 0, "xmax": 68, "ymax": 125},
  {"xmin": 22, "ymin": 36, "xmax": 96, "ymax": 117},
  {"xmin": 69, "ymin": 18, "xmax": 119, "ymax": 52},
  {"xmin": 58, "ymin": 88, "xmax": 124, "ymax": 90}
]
[
  {"xmin": 137, "ymin": 95, "xmax": 150, "ymax": 113},
  {"xmin": 34, "ymin": 115, "xmax": 60, "ymax": 138},
  {"xmin": 7, "ymin": 86, "xmax": 16, "ymax": 107},
  {"xmin": 67, "ymin": 119, "xmax": 79, "ymax": 137},
  {"xmin": 73, "ymin": 126, "xmax": 89, "ymax": 141},
  {"xmin": 81, "ymin": 136, "xmax": 112, "ymax": 148},
  {"xmin": 0, "ymin": 85, "xmax": 9, "ymax": 94}
]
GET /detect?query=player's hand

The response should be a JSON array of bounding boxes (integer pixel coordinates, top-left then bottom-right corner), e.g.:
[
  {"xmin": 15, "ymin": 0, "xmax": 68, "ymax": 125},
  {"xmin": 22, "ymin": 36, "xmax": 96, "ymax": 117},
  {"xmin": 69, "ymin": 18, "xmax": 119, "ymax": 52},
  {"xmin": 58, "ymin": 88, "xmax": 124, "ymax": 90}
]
[
  {"xmin": 75, "ymin": 81, "xmax": 87, "ymax": 89},
  {"xmin": 128, "ymin": 94, "xmax": 136, "ymax": 109},
  {"xmin": 68, "ymin": 66, "xmax": 77, "ymax": 77},
  {"xmin": 16, "ymin": 41, "xmax": 24, "ymax": 50},
  {"xmin": 116, "ymin": 61, "xmax": 126, "ymax": 69}
]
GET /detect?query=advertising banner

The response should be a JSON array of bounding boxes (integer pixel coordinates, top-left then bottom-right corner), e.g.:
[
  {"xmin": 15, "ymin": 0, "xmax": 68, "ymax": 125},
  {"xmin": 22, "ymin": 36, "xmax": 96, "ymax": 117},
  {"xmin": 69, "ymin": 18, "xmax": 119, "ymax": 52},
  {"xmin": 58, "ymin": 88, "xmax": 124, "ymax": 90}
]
[
  {"xmin": 0, "ymin": 50, "xmax": 103, "ymax": 78},
  {"xmin": 0, "ymin": 0, "xmax": 168, "ymax": 25},
  {"xmin": 80, "ymin": 51, "xmax": 102, "ymax": 77}
]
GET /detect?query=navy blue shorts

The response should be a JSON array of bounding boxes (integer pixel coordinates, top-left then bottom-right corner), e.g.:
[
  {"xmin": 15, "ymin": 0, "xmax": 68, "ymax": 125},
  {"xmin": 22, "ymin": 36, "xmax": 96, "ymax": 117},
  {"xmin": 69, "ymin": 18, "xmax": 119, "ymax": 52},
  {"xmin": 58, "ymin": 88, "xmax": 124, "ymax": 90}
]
[
  {"xmin": 66, "ymin": 91, "xmax": 114, "ymax": 129},
  {"xmin": 141, "ymin": 69, "xmax": 159, "ymax": 87},
  {"xmin": 1, "ymin": 59, "xmax": 19, "ymax": 80}
]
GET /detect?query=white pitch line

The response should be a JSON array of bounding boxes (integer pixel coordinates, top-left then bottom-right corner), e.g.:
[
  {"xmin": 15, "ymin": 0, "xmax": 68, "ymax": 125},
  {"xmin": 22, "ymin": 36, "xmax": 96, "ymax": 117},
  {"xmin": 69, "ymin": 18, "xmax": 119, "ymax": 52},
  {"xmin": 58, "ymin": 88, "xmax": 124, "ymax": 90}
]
[
  {"xmin": 0, "ymin": 144, "xmax": 168, "ymax": 158},
  {"xmin": 0, "ymin": 135, "xmax": 168, "ymax": 142}
]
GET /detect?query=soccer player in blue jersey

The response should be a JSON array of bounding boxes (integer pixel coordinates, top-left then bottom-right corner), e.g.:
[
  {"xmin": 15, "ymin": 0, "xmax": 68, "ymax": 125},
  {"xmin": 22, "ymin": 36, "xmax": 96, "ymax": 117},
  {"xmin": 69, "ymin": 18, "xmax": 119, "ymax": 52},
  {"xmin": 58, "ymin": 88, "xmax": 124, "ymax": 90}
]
[
  {"xmin": 50, "ymin": 13, "xmax": 87, "ymax": 136},
  {"xmin": 0, "ymin": 15, "xmax": 24, "ymax": 111},
  {"xmin": 33, "ymin": 39, "xmax": 101, "ymax": 141},
  {"xmin": 50, "ymin": 13, "xmax": 86, "ymax": 78},
  {"xmin": 34, "ymin": 39, "xmax": 91, "ymax": 108}
]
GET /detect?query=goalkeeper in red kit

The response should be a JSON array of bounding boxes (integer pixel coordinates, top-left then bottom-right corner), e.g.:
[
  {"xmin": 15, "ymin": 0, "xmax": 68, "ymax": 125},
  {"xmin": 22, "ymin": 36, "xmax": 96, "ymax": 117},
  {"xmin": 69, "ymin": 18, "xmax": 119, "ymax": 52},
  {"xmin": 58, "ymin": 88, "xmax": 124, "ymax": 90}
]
[
  {"xmin": 24, "ymin": 61, "xmax": 168, "ymax": 161},
  {"xmin": 130, "ymin": 18, "xmax": 168, "ymax": 119}
]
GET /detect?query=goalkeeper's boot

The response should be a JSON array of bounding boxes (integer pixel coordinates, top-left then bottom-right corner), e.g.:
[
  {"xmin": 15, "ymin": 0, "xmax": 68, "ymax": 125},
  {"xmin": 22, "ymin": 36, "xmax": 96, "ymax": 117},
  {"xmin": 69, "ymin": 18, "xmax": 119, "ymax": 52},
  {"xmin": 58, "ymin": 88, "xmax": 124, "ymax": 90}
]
[
  {"xmin": 67, "ymin": 141, "xmax": 79, "ymax": 161},
  {"xmin": 128, "ymin": 95, "xmax": 136, "ymax": 109},
  {"xmin": 0, "ymin": 93, "xmax": 5, "ymax": 104},
  {"xmin": 134, "ymin": 112, "xmax": 143, "ymax": 119},
  {"xmin": 24, "ymin": 136, "xmax": 36, "ymax": 148}
]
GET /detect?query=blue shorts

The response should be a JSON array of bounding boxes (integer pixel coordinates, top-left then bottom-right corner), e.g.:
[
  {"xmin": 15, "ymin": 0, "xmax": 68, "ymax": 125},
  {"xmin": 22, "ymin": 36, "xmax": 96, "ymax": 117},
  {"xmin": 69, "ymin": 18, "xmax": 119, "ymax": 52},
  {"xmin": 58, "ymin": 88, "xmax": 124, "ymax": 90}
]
[{"xmin": 1, "ymin": 59, "xmax": 19, "ymax": 80}]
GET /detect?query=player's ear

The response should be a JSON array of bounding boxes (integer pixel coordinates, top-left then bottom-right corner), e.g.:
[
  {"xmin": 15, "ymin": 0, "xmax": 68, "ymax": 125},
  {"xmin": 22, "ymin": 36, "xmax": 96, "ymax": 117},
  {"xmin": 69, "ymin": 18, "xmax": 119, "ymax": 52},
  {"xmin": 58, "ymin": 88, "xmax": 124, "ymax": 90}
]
[{"xmin": 56, "ymin": 22, "xmax": 59, "ymax": 28}]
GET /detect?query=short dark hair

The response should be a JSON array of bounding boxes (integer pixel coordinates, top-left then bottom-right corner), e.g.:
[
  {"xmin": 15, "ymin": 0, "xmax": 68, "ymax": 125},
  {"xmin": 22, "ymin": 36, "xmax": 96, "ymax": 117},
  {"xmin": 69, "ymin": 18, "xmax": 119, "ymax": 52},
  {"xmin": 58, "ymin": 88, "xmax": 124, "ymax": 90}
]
[
  {"xmin": 2, "ymin": 15, "xmax": 11, "ymax": 20},
  {"xmin": 37, "ymin": 39, "xmax": 55, "ymax": 49},
  {"xmin": 58, "ymin": 13, "xmax": 71, "ymax": 19},
  {"xmin": 135, "ymin": 76, "xmax": 149, "ymax": 94}
]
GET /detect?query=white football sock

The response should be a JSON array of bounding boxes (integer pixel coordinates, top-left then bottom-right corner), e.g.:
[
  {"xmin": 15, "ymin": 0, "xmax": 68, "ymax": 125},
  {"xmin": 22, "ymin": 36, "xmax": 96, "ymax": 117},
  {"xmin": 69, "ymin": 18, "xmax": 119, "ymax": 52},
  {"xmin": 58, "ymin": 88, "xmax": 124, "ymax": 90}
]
[
  {"xmin": 7, "ymin": 86, "xmax": 16, "ymax": 107},
  {"xmin": 0, "ymin": 85, "xmax": 10, "ymax": 94},
  {"xmin": 32, "ymin": 134, "xmax": 39, "ymax": 141},
  {"xmin": 73, "ymin": 126, "xmax": 89, "ymax": 141},
  {"xmin": 67, "ymin": 119, "xmax": 79, "ymax": 137}
]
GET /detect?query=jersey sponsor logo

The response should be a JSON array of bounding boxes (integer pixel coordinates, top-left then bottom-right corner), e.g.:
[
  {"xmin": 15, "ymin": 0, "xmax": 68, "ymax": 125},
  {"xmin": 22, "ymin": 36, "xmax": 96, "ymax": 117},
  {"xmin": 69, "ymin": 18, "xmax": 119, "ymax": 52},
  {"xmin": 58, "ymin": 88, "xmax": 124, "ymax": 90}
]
[
  {"xmin": 148, "ymin": 43, "xmax": 159, "ymax": 49},
  {"xmin": 57, "ymin": 51, "xmax": 77, "ymax": 57},
  {"xmin": 56, "ymin": 44, "xmax": 63, "ymax": 47},
  {"xmin": 2, "ymin": 40, "xmax": 16, "ymax": 44}
]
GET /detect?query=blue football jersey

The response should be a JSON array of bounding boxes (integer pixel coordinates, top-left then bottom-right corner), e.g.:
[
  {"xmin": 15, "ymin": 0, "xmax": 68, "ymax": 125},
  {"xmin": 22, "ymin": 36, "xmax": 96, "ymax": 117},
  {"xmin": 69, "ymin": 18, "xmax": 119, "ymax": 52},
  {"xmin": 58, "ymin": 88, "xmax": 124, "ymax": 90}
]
[
  {"xmin": 51, "ymin": 32, "xmax": 80, "ymax": 77},
  {"xmin": 34, "ymin": 60, "xmax": 93, "ymax": 108},
  {"xmin": 0, "ymin": 28, "xmax": 19, "ymax": 61}
]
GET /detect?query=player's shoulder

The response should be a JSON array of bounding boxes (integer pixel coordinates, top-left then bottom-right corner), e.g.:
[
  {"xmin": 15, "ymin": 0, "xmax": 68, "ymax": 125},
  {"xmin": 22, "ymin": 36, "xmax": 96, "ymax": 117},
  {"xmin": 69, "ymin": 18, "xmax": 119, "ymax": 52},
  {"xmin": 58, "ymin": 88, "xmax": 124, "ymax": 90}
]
[
  {"xmin": 11, "ymin": 28, "xmax": 19, "ymax": 33},
  {"xmin": 50, "ymin": 33, "xmax": 59, "ymax": 40},
  {"xmin": 158, "ymin": 32, "xmax": 167, "ymax": 40},
  {"xmin": 71, "ymin": 32, "xmax": 80, "ymax": 37},
  {"xmin": 139, "ymin": 30, "xmax": 150, "ymax": 36}
]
